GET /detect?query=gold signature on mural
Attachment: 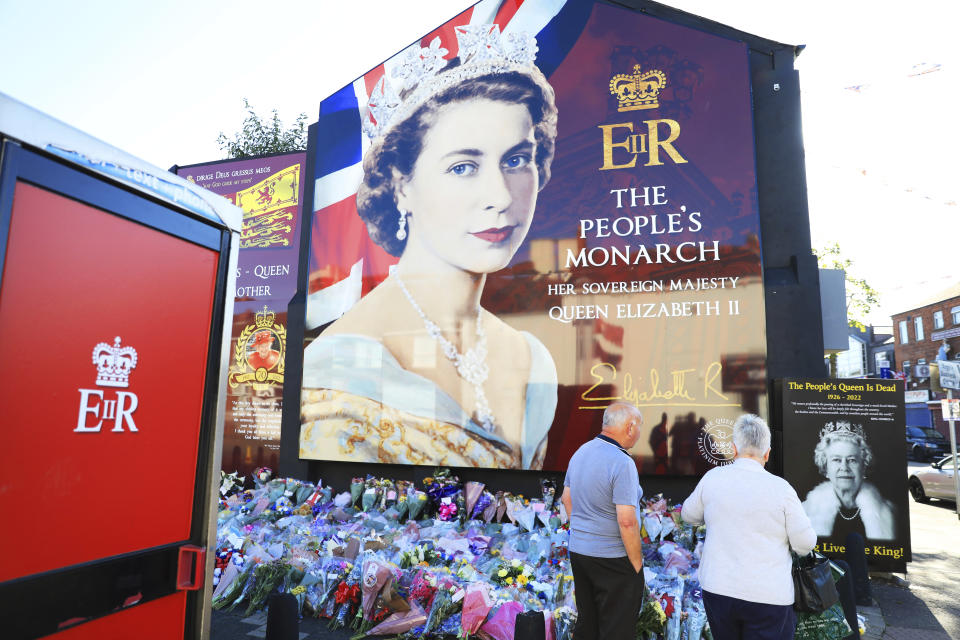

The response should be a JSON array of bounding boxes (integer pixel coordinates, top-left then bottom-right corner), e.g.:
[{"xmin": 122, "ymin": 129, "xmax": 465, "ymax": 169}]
[{"xmin": 580, "ymin": 362, "xmax": 739, "ymax": 410}]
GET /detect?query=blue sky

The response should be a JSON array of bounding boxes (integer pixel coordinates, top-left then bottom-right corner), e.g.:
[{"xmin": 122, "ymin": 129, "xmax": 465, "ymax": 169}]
[{"xmin": 1, "ymin": 0, "xmax": 956, "ymax": 324}]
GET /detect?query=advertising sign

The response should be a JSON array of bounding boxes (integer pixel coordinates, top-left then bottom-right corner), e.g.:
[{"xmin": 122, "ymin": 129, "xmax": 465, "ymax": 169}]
[
  {"xmin": 178, "ymin": 153, "xmax": 306, "ymax": 475},
  {"xmin": 942, "ymin": 398, "xmax": 960, "ymax": 421},
  {"xmin": 300, "ymin": 0, "xmax": 767, "ymax": 472},
  {"xmin": 780, "ymin": 379, "xmax": 910, "ymax": 570}
]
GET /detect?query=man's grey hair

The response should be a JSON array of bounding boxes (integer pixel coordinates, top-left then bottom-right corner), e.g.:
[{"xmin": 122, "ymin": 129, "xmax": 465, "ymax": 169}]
[
  {"xmin": 732, "ymin": 413, "xmax": 771, "ymax": 456},
  {"xmin": 602, "ymin": 402, "xmax": 641, "ymax": 429}
]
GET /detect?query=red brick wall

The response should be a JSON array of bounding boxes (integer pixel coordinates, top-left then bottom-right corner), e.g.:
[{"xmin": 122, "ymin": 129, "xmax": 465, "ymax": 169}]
[{"xmin": 892, "ymin": 294, "xmax": 960, "ymax": 371}]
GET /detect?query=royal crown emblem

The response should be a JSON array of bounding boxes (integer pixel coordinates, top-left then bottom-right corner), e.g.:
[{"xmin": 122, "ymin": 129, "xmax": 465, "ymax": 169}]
[
  {"xmin": 255, "ymin": 305, "xmax": 276, "ymax": 329},
  {"xmin": 609, "ymin": 64, "xmax": 667, "ymax": 111},
  {"xmin": 92, "ymin": 336, "xmax": 138, "ymax": 388},
  {"xmin": 819, "ymin": 421, "xmax": 866, "ymax": 441}
]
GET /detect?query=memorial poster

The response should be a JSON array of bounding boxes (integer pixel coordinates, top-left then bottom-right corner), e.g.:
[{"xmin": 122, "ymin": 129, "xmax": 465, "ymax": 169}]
[
  {"xmin": 781, "ymin": 378, "xmax": 911, "ymax": 570},
  {"xmin": 300, "ymin": 0, "xmax": 767, "ymax": 472},
  {"xmin": 177, "ymin": 152, "xmax": 306, "ymax": 475}
]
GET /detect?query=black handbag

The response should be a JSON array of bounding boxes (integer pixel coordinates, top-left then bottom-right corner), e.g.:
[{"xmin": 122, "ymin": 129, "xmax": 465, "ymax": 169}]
[{"xmin": 792, "ymin": 551, "xmax": 840, "ymax": 613}]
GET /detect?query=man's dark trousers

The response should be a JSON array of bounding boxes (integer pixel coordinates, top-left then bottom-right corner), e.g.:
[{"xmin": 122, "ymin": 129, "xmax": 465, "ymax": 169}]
[{"xmin": 570, "ymin": 551, "xmax": 645, "ymax": 640}]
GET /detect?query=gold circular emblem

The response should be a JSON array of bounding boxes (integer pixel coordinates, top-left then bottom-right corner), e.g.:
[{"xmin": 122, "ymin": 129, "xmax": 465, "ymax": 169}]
[{"xmin": 255, "ymin": 367, "xmax": 268, "ymax": 382}]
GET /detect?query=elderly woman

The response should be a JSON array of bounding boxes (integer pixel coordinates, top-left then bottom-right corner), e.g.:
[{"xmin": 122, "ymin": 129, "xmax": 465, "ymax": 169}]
[
  {"xmin": 802, "ymin": 421, "xmax": 895, "ymax": 540},
  {"xmin": 682, "ymin": 415, "xmax": 816, "ymax": 640},
  {"xmin": 299, "ymin": 25, "xmax": 558, "ymax": 470}
]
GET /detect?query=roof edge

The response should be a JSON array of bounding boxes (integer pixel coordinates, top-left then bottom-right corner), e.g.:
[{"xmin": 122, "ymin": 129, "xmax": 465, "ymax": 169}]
[{"xmin": 602, "ymin": 0, "xmax": 801, "ymax": 57}]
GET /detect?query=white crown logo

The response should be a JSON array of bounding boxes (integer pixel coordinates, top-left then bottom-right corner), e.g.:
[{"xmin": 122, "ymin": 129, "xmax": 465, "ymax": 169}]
[
  {"xmin": 362, "ymin": 24, "xmax": 539, "ymax": 140},
  {"xmin": 818, "ymin": 421, "xmax": 865, "ymax": 441},
  {"xmin": 92, "ymin": 336, "xmax": 138, "ymax": 388}
]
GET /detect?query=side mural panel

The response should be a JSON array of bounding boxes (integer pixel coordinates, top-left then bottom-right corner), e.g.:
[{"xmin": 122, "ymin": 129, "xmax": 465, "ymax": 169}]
[
  {"xmin": 178, "ymin": 153, "xmax": 306, "ymax": 476},
  {"xmin": 781, "ymin": 378, "xmax": 911, "ymax": 571},
  {"xmin": 300, "ymin": 0, "xmax": 767, "ymax": 473}
]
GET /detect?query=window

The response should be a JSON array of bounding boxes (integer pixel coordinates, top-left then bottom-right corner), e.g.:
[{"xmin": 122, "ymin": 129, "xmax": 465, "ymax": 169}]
[
  {"xmin": 915, "ymin": 316, "xmax": 924, "ymax": 341},
  {"xmin": 899, "ymin": 320, "xmax": 909, "ymax": 343},
  {"xmin": 875, "ymin": 352, "xmax": 890, "ymax": 371},
  {"xmin": 934, "ymin": 311, "xmax": 944, "ymax": 329},
  {"xmin": 953, "ymin": 306, "xmax": 960, "ymax": 325},
  {"xmin": 836, "ymin": 336, "xmax": 867, "ymax": 378}
]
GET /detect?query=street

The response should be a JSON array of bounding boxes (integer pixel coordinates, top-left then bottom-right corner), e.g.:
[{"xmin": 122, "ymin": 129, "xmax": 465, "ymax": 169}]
[{"xmin": 872, "ymin": 460, "xmax": 960, "ymax": 639}]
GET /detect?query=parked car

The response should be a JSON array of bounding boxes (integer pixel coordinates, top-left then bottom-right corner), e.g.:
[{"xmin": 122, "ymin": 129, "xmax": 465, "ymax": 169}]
[
  {"xmin": 906, "ymin": 426, "xmax": 951, "ymax": 461},
  {"xmin": 909, "ymin": 455, "xmax": 958, "ymax": 503}
]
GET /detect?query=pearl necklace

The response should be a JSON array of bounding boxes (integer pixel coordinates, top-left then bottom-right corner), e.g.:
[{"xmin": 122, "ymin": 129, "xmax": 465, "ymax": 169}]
[
  {"xmin": 395, "ymin": 274, "xmax": 496, "ymax": 432},
  {"xmin": 838, "ymin": 506, "xmax": 861, "ymax": 521}
]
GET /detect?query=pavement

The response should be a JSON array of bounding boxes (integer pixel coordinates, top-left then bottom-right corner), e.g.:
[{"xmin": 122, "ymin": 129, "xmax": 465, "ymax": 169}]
[
  {"xmin": 211, "ymin": 460, "xmax": 960, "ymax": 639},
  {"xmin": 864, "ymin": 459, "xmax": 960, "ymax": 639}
]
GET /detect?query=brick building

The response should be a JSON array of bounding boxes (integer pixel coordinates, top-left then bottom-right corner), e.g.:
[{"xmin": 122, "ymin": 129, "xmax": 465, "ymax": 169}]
[{"xmin": 891, "ymin": 282, "xmax": 960, "ymax": 435}]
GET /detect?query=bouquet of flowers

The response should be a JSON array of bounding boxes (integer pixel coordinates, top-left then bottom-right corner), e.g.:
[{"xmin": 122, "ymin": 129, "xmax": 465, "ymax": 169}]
[
  {"xmin": 243, "ymin": 560, "xmax": 292, "ymax": 615},
  {"xmin": 252, "ymin": 466, "xmax": 272, "ymax": 489},
  {"xmin": 362, "ymin": 476, "xmax": 382, "ymax": 512},
  {"xmin": 552, "ymin": 606, "xmax": 576, "ymax": 640},
  {"xmin": 220, "ymin": 471, "xmax": 245, "ymax": 497},
  {"xmin": 423, "ymin": 579, "xmax": 462, "ymax": 635},
  {"xmin": 408, "ymin": 490, "xmax": 428, "ymax": 521},
  {"xmin": 541, "ymin": 479, "xmax": 556, "ymax": 511},
  {"xmin": 329, "ymin": 561, "xmax": 362, "ymax": 629},
  {"xmin": 350, "ymin": 477, "xmax": 364, "ymax": 508},
  {"xmin": 635, "ymin": 593, "xmax": 668, "ymax": 640},
  {"xmin": 479, "ymin": 600, "xmax": 523, "ymax": 640},
  {"xmin": 492, "ymin": 559, "xmax": 533, "ymax": 589},
  {"xmin": 365, "ymin": 601, "xmax": 427, "ymax": 637},
  {"xmin": 407, "ymin": 569, "xmax": 438, "ymax": 611},
  {"xmin": 399, "ymin": 543, "xmax": 442, "ymax": 569},
  {"xmin": 460, "ymin": 582, "xmax": 495, "ymax": 637}
]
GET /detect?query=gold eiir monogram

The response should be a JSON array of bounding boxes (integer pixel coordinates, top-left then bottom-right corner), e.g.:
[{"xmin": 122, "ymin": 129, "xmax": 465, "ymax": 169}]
[{"xmin": 600, "ymin": 65, "xmax": 688, "ymax": 170}]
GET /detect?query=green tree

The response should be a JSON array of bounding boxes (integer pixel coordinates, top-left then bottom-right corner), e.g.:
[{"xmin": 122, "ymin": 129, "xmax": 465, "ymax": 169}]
[
  {"xmin": 814, "ymin": 242, "xmax": 880, "ymax": 331},
  {"xmin": 217, "ymin": 99, "xmax": 308, "ymax": 159},
  {"xmin": 815, "ymin": 243, "xmax": 880, "ymax": 377}
]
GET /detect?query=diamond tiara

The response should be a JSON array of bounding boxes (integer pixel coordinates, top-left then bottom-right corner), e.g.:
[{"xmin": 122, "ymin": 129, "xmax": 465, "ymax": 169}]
[
  {"xmin": 362, "ymin": 24, "xmax": 539, "ymax": 141},
  {"xmin": 818, "ymin": 421, "xmax": 866, "ymax": 441}
]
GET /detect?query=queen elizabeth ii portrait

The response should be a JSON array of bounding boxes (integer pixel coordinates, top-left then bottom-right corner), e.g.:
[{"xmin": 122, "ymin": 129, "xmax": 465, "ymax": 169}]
[
  {"xmin": 299, "ymin": 25, "xmax": 559, "ymax": 469},
  {"xmin": 802, "ymin": 421, "xmax": 895, "ymax": 540}
]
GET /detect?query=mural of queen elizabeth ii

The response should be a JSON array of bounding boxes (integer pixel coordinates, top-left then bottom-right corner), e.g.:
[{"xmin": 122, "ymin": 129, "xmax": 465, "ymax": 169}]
[
  {"xmin": 299, "ymin": 25, "xmax": 559, "ymax": 469},
  {"xmin": 802, "ymin": 421, "xmax": 895, "ymax": 540}
]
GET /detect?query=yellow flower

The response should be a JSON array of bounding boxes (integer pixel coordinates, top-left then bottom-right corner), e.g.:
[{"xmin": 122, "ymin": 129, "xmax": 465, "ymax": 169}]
[
  {"xmin": 505, "ymin": 576, "xmax": 513, "ymax": 585},
  {"xmin": 290, "ymin": 586, "xmax": 306, "ymax": 595},
  {"xmin": 498, "ymin": 569, "xmax": 508, "ymax": 577},
  {"xmin": 517, "ymin": 574, "xmax": 528, "ymax": 586}
]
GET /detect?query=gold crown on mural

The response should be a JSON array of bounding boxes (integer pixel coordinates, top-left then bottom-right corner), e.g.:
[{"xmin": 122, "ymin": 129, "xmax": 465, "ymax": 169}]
[
  {"xmin": 609, "ymin": 64, "xmax": 667, "ymax": 111},
  {"xmin": 92, "ymin": 336, "xmax": 138, "ymax": 388},
  {"xmin": 819, "ymin": 421, "xmax": 866, "ymax": 441},
  {"xmin": 255, "ymin": 305, "xmax": 276, "ymax": 329}
]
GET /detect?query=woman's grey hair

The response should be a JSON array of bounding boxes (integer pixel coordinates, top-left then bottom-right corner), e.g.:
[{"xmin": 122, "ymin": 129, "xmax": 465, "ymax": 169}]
[
  {"xmin": 602, "ymin": 402, "xmax": 641, "ymax": 429},
  {"xmin": 733, "ymin": 414, "xmax": 771, "ymax": 457},
  {"xmin": 813, "ymin": 429, "xmax": 872, "ymax": 476}
]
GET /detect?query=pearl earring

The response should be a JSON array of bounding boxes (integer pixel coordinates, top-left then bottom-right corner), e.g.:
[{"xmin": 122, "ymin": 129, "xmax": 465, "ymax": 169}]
[{"xmin": 396, "ymin": 208, "xmax": 408, "ymax": 241}]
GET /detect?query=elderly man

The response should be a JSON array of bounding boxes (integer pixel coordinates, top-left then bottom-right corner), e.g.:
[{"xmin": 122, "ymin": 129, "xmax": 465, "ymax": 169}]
[
  {"xmin": 560, "ymin": 402, "xmax": 644, "ymax": 640},
  {"xmin": 681, "ymin": 414, "xmax": 817, "ymax": 640}
]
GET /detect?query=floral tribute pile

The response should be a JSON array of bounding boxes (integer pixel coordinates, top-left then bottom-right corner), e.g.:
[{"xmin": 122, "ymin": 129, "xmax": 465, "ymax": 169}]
[{"xmin": 212, "ymin": 468, "xmax": 712, "ymax": 640}]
